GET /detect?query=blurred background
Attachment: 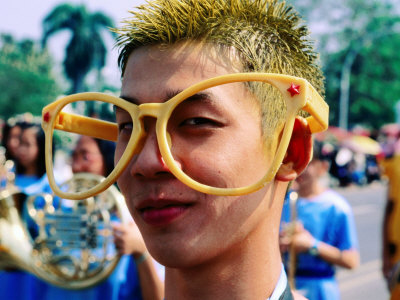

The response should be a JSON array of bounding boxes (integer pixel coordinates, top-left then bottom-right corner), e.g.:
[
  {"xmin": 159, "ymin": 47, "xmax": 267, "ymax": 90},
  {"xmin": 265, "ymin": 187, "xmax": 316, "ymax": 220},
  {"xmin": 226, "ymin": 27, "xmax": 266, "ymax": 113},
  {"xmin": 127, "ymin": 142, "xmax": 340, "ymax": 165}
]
[
  {"xmin": 1, "ymin": 0, "xmax": 400, "ymax": 299},
  {"xmin": 1, "ymin": 0, "xmax": 399, "ymax": 129}
]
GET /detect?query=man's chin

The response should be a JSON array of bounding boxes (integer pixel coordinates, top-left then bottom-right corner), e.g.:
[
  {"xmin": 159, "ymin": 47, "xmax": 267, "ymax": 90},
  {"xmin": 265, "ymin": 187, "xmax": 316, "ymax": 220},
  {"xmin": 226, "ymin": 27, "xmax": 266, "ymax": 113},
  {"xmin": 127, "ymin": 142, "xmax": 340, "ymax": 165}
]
[{"xmin": 146, "ymin": 240, "xmax": 207, "ymax": 269}]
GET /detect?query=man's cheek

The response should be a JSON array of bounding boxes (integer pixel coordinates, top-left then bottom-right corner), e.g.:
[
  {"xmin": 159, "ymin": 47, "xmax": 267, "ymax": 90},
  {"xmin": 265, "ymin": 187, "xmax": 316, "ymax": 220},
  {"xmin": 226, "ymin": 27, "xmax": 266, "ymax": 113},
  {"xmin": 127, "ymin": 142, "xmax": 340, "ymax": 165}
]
[
  {"xmin": 118, "ymin": 177, "xmax": 134, "ymax": 213},
  {"xmin": 114, "ymin": 147, "xmax": 124, "ymax": 167},
  {"xmin": 117, "ymin": 175, "xmax": 128, "ymax": 194}
]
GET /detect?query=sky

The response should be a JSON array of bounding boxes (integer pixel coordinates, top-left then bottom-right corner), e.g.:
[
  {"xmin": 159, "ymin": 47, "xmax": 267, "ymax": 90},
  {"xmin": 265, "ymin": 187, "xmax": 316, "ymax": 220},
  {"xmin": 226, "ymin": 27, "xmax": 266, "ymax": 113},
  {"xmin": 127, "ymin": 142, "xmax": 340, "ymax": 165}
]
[{"xmin": 0, "ymin": 0, "xmax": 147, "ymax": 87}]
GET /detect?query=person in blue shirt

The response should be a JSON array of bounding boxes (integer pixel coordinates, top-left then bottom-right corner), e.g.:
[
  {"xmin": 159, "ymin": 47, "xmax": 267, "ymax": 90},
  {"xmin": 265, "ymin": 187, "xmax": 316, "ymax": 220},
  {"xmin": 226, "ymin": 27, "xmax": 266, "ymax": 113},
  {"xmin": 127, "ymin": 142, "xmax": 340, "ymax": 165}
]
[
  {"xmin": 40, "ymin": 135, "xmax": 164, "ymax": 300},
  {"xmin": 280, "ymin": 141, "xmax": 360, "ymax": 300},
  {"xmin": 0, "ymin": 124, "xmax": 163, "ymax": 300},
  {"xmin": 0, "ymin": 122, "xmax": 52, "ymax": 300}
]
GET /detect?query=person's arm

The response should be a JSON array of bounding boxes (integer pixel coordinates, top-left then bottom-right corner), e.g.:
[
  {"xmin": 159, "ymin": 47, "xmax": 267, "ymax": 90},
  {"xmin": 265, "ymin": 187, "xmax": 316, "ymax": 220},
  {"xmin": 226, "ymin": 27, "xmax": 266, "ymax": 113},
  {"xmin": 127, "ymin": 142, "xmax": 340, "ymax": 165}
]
[
  {"xmin": 382, "ymin": 197, "xmax": 394, "ymax": 281},
  {"xmin": 379, "ymin": 158, "xmax": 396, "ymax": 284},
  {"xmin": 311, "ymin": 239, "xmax": 359, "ymax": 269},
  {"xmin": 287, "ymin": 223, "xmax": 360, "ymax": 269},
  {"xmin": 113, "ymin": 222, "xmax": 164, "ymax": 300},
  {"xmin": 132, "ymin": 252, "xmax": 164, "ymax": 300}
]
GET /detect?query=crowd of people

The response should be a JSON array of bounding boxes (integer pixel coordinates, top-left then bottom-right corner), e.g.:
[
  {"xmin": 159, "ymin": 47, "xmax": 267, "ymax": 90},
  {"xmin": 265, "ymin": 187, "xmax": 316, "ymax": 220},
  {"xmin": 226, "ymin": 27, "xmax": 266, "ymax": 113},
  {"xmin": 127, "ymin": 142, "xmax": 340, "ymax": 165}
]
[
  {"xmin": 310, "ymin": 130, "xmax": 382, "ymax": 188},
  {"xmin": 0, "ymin": 0, "xmax": 398, "ymax": 300},
  {"xmin": 0, "ymin": 114, "xmax": 164, "ymax": 300}
]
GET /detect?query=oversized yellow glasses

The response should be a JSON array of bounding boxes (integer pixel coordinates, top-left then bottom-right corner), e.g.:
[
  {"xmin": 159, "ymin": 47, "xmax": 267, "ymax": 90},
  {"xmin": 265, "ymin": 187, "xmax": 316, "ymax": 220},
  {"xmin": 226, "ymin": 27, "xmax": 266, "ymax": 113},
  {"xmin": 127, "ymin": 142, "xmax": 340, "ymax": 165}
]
[{"xmin": 42, "ymin": 73, "xmax": 328, "ymax": 200}]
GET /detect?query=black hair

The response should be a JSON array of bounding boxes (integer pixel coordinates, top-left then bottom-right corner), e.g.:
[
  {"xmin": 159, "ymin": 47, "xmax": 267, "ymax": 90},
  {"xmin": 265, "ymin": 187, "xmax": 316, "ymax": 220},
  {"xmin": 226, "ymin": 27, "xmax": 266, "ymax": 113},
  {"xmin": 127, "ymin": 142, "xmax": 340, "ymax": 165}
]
[
  {"xmin": 93, "ymin": 139, "xmax": 116, "ymax": 177},
  {"xmin": 312, "ymin": 140, "xmax": 332, "ymax": 162}
]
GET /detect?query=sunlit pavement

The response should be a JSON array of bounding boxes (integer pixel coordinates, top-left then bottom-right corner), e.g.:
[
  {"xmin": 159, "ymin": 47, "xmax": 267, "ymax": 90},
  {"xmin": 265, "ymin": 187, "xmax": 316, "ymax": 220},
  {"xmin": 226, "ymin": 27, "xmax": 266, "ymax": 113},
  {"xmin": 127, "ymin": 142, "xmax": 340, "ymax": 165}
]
[{"xmin": 336, "ymin": 181, "xmax": 390, "ymax": 300}]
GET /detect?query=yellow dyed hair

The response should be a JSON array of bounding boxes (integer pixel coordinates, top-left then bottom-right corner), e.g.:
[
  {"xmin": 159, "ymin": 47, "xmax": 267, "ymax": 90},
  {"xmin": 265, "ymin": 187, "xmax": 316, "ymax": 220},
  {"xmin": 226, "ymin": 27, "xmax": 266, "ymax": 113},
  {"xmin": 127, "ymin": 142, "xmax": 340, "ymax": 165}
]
[{"xmin": 115, "ymin": 0, "xmax": 324, "ymax": 140}]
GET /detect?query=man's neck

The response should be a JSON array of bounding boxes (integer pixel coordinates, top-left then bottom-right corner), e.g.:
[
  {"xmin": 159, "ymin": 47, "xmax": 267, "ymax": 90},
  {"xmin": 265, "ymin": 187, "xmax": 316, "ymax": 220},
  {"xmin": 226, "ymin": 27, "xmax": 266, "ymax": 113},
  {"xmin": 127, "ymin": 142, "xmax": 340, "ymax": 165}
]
[{"xmin": 164, "ymin": 222, "xmax": 282, "ymax": 300}]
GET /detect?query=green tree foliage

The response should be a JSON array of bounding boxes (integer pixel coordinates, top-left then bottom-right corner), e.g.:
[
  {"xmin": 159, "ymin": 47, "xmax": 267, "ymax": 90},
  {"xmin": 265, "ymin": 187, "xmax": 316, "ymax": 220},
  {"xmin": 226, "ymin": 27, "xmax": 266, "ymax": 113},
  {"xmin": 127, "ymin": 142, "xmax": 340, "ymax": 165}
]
[
  {"xmin": 323, "ymin": 38, "xmax": 400, "ymax": 129},
  {"xmin": 348, "ymin": 33, "xmax": 400, "ymax": 128},
  {"xmin": 290, "ymin": 0, "xmax": 400, "ymax": 130},
  {"xmin": 42, "ymin": 3, "xmax": 115, "ymax": 93},
  {"xmin": 0, "ymin": 34, "xmax": 60, "ymax": 120}
]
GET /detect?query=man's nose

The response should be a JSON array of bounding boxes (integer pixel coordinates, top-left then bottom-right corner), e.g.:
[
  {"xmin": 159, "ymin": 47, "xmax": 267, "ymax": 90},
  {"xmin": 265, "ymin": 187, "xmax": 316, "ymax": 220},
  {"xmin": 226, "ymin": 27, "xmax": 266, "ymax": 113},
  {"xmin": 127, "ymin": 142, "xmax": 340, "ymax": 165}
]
[{"xmin": 129, "ymin": 120, "xmax": 173, "ymax": 179}]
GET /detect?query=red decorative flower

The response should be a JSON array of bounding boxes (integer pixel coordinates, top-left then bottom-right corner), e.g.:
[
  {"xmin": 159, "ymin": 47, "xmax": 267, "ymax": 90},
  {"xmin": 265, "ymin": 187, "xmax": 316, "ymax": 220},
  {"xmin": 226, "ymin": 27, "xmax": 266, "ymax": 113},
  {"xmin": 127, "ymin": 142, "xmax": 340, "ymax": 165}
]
[
  {"xmin": 287, "ymin": 84, "xmax": 300, "ymax": 97},
  {"xmin": 43, "ymin": 112, "xmax": 50, "ymax": 122}
]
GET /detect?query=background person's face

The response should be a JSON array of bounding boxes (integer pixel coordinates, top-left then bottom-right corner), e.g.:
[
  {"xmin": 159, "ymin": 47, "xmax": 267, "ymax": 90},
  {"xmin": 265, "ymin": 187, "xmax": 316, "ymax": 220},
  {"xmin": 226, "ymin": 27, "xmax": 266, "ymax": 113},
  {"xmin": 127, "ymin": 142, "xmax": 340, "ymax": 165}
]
[
  {"xmin": 18, "ymin": 127, "xmax": 39, "ymax": 170},
  {"xmin": 117, "ymin": 42, "xmax": 280, "ymax": 267},
  {"xmin": 7, "ymin": 125, "xmax": 21, "ymax": 158},
  {"xmin": 295, "ymin": 159, "xmax": 328, "ymax": 189},
  {"xmin": 72, "ymin": 136, "xmax": 105, "ymax": 176}
]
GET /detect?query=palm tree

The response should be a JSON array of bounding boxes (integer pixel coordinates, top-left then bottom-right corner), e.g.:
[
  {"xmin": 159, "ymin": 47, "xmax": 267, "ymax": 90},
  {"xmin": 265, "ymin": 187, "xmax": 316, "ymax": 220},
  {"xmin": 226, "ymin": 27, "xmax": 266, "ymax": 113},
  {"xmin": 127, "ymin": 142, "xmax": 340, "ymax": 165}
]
[{"xmin": 42, "ymin": 3, "xmax": 115, "ymax": 93}]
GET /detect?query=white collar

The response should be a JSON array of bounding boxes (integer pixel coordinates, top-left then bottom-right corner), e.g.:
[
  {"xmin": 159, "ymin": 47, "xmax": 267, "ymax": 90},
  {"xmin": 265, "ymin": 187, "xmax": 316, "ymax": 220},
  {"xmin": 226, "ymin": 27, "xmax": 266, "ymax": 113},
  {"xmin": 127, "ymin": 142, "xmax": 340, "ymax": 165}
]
[{"xmin": 266, "ymin": 264, "xmax": 288, "ymax": 300}]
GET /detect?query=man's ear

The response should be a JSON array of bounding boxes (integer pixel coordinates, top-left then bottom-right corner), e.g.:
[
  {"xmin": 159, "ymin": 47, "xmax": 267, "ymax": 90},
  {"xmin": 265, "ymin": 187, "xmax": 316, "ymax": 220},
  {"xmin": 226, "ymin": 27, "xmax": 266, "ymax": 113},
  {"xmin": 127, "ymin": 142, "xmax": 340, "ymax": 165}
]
[{"xmin": 275, "ymin": 117, "xmax": 313, "ymax": 182}]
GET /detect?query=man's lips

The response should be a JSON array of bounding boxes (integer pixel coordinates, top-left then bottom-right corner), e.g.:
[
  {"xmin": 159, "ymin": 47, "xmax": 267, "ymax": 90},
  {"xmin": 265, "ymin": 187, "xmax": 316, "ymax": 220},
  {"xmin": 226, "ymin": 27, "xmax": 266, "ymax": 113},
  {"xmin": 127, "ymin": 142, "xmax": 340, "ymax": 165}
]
[{"xmin": 137, "ymin": 199, "xmax": 193, "ymax": 226}]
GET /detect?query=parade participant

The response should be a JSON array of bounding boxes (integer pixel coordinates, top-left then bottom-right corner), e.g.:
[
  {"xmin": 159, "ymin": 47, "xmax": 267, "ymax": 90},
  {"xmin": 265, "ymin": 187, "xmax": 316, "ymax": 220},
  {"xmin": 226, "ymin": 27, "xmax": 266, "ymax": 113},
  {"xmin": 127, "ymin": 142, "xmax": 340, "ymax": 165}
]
[
  {"xmin": 14, "ymin": 123, "xmax": 53, "ymax": 232},
  {"xmin": 15, "ymin": 124, "xmax": 47, "ymax": 186},
  {"xmin": 40, "ymin": 136, "xmax": 164, "ymax": 300},
  {"xmin": 1, "ymin": 116, "xmax": 26, "ymax": 187},
  {"xmin": 0, "ymin": 123, "xmax": 51, "ymax": 300},
  {"xmin": 0, "ymin": 127, "xmax": 163, "ymax": 300},
  {"xmin": 379, "ymin": 125, "xmax": 400, "ymax": 298},
  {"xmin": 280, "ymin": 141, "xmax": 359, "ymax": 300},
  {"xmin": 41, "ymin": 0, "xmax": 329, "ymax": 299},
  {"xmin": 2, "ymin": 117, "xmax": 25, "ymax": 162}
]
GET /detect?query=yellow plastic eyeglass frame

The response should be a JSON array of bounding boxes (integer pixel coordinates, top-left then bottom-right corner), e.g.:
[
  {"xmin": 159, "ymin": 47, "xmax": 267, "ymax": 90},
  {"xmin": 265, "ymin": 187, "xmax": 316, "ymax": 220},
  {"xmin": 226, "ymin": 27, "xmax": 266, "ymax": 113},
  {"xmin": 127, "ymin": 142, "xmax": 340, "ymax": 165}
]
[{"xmin": 42, "ymin": 73, "xmax": 328, "ymax": 200}]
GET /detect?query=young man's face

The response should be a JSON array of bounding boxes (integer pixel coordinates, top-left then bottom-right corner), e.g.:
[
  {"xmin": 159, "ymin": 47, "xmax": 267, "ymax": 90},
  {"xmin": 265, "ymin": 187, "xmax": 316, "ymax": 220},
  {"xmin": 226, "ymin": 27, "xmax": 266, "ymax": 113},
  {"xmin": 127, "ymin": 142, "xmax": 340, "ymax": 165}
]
[{"xmin": 116, "ymin": 42, "xmax": 280, "ymax": 267}]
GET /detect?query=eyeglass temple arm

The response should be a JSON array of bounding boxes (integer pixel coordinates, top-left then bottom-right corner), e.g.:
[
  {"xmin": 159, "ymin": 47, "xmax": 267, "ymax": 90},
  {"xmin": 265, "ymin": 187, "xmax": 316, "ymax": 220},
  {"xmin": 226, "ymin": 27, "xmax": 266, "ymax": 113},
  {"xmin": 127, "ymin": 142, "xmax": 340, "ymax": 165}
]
[
  {"xmin": 54, "ymin": 112, "xmax": 118, "ymax": 142},
  {"xmin": 303, "ymin": 84, "xmax": 329, "ymax": 134}
]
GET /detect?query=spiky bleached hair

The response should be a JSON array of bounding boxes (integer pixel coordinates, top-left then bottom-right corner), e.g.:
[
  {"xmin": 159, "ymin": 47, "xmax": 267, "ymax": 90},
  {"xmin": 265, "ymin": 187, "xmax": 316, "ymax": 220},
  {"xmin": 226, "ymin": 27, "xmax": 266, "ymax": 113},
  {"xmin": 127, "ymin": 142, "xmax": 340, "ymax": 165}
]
[{"xmin": 115, "ymin": 0, "xmax": 324, "ymax": 140}]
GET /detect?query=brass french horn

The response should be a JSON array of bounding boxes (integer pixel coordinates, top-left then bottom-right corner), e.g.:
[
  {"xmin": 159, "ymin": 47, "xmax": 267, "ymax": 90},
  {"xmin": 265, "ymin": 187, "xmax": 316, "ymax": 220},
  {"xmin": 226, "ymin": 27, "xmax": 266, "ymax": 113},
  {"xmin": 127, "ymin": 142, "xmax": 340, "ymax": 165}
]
[
  {"xmin": 0, "ymin": 169, "xmax": 130, "ymax": 289},
  {"xmin": 0, "ymin": 148, "xmax": 31, "ymax": 272}
]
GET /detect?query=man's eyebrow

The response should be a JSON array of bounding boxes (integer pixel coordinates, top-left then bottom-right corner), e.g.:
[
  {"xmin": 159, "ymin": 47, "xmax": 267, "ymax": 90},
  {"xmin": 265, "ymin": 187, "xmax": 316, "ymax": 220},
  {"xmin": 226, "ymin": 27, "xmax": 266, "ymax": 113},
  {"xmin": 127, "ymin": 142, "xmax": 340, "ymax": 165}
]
[
  {"xmin": 113, "ymin": 95, "xmax": 140, "ymax": 112},
  {"xmin": 119, "ymin": 95, "xmax": 140, "ymax": 104},
  {"xmin": 118, "ymin": 93, "xmax": 174, "ymax": 105},
  {"xmin": 167, "ymin": 90, "xmax": 215, "ymax": 105},
  {"xmin": 182, "ymin": 92, "xmax": 214, "ymax": 104},
  {"xmin": 118, "ymin": 90, "xmax": 215, "ymax": 105}
]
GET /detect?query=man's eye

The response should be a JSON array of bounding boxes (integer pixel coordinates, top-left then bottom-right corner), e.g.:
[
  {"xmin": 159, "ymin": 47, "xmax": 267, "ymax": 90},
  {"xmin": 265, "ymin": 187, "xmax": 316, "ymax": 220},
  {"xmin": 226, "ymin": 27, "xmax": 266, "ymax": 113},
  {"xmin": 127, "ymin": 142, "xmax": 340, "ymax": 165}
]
[
  {"xmin": 118, "ymin": 122, "xmax": 133, "ymax": 133},
  {"xmin": 180, "ymin": 117, "xmax": 218, "ymax": 127}
]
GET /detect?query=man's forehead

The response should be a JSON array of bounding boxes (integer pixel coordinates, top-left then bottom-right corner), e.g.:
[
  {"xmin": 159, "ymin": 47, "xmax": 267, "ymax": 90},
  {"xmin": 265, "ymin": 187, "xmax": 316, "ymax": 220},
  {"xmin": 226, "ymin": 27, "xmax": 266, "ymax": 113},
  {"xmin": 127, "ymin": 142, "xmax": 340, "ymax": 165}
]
[
  {"xmin": 122, "ymin": 41, "xmax": 242, "ymax": 77},
  {"xmin": 121, "ymin": 42, "xmax": 243, "ymax": 102}
]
